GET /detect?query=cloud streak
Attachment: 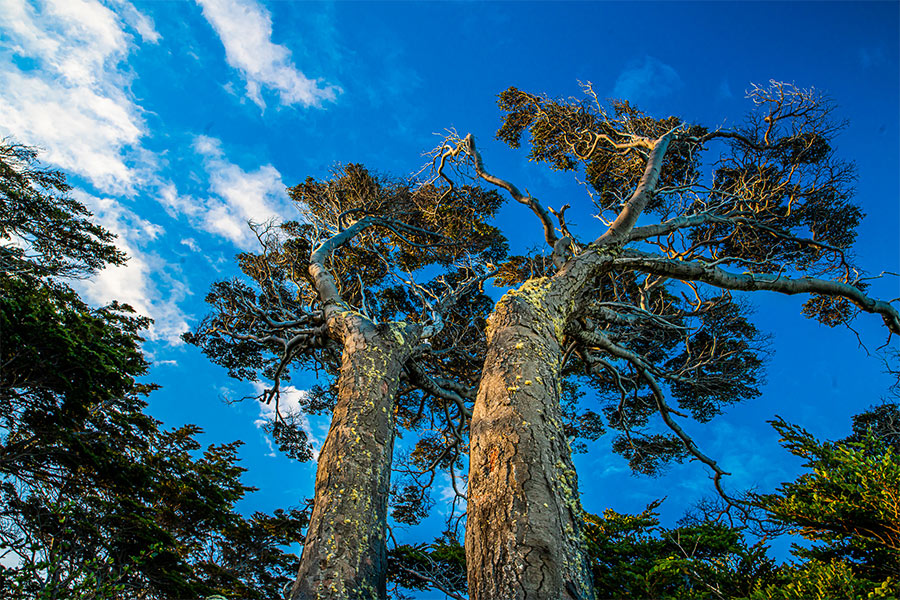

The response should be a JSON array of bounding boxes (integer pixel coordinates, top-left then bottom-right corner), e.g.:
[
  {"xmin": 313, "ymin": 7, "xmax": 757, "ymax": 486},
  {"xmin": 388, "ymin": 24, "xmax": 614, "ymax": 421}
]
[
  {"xmin": 195, "ymin": 0, "xmax": 339, "ymax": 110},
  {"xmin": 0, "ymin": 0, "xmax": 193, "ymax": 344},
  {"xmin": 160, "ymin": 136, "xmax": 296, "ymax": 249},
  {"xmin": 0, "ymin": 0, "xmax": 155, "ymax": 194},
  {"xmin": 72, "ymin": 190, "xmax": 190, "ymax": 344}
]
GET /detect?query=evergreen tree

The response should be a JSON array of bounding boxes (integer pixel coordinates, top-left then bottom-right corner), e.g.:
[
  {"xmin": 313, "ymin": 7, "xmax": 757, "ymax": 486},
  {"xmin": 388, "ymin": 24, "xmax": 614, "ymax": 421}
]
[
  {"xmin": 0, "ymin": 140, "xmax": 305, "ymax": 599},
  {"xmin": 754, "ymin": 404, "xmax": 900, "ymax": 592}
]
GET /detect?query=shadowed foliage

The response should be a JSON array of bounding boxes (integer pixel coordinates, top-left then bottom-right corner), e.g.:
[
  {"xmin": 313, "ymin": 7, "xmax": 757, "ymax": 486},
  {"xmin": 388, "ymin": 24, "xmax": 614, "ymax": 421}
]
[{"xmin": 0, "ymin": 142, "xmax": 307, "ymax": 600}]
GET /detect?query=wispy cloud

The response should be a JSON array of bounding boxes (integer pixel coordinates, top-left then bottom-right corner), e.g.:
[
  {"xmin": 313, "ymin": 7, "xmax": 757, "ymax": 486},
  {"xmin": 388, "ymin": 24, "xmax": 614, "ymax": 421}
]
[
  {"xmin": 0, "ymin": 0, "xmax": 154, "ymax": 194},
  {"xmin": 180, "ymin": 238, "xmax": 201, "ymax": 252},
  {"xmin": 72, "ymin": 190, "xmax": 190, "ymax": 344},
  {"xmin": 858, "ymin": 47, "xmax": 886, "ymax": 69},
  {"xmin": 716, "ymin": 78, "xmax": 733, "ymax": 101},
  {"xmin": 108, "ymin": 0, "xmax": 161, "ymax": 44},
  {"xmin": 159, "ymin": 135, "xmax": 295, "ymax": 249},
  {"xmin": 195, "ymin": 0, "xmax": 339, "ymax": 110},
  {"xmin": 612, "ymin": 56, "xmax": 684, "ymax": 106},
  {"xmin": 0, "ymin": 0, "xmax": 191, "ymax": 344}
]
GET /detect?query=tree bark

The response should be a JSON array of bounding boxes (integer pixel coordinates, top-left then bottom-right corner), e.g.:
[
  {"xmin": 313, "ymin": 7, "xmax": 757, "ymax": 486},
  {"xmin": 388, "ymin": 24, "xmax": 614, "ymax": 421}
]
[
  {"xmin": 466, "ymin": 268, "xmax": 599, "ymax": 600},
  {"xmin": 290, "ymin": 315, "xmax": 416, "ymax": 600}
]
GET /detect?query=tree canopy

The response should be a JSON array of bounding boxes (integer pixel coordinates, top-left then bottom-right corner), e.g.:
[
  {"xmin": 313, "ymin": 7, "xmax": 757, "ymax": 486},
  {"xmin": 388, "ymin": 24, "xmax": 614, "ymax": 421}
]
[
  {"xmin": 428, "ymin": 80, "xmax": 898, "ymax": 599},
  {"xmin": 4, "ymin": 77, "xmax": 899, "ymax": 600},
  {"xmin": 0, "ymin": 140, "xmax": 307, "ymax": 600}
]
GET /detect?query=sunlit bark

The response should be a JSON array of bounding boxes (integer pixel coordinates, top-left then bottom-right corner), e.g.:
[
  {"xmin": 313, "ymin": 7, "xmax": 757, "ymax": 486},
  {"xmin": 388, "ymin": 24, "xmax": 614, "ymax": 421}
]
[{"xmin": 290, "ymin": 315, "xmax": 417, "ymax": 600}]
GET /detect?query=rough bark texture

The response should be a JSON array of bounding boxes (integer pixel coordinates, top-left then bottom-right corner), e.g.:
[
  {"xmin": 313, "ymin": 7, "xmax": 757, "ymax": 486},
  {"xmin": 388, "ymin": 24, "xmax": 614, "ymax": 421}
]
[
  {"xmin": 467, "ymin": 269, "xmax": 598, "ymax": 600},
  {"xmin": 466, "ymin": 133, "xmax": 674, "ymax": 599},
  {"xmin": 290, "ymin": 315, "xmax": 416, "ymax": 600}
]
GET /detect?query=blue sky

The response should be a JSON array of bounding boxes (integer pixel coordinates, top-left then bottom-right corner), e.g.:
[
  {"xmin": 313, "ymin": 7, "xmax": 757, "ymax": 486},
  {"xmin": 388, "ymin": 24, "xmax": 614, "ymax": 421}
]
[{"xmin": 1, "ymin": 0, "xmax": 898, "ymax": 569}]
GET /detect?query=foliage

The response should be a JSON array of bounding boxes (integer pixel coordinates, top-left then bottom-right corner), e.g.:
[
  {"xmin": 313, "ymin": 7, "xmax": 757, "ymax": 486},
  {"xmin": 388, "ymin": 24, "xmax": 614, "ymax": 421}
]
[
  {"xmin": 0, "ymin": 139, "xmax": 126, "ymax": 280},
  {"xmin": 186, "ymin": 162, "xmax": 508, "ymax": 529},
  {"xmin": 583, "ymin": 501, "xmax": 898, "ymax": 600},
  {"xmin": 584, "ymin": 501, "xmax": 780, "ymax": 599},
  {"xmin": 753, "ymin": 558, "xmax": 897, "ymax": 599},
  {"xmin": 754, "ymin": 405, "xmax": 900, "ymax": 586},
  {"xmin": 426, "ymin": 77, "xmax": 900, "ymax": 599},
  {"xmin": 0, "ymin": 142, "xmax": 306, "ymax": 599},
  {"xmin": 0, "ymin": 399, "xmax": 308, "ymax": 599},
  {"xmin": 480, "ymin": 81, "xmax": 868, "ymax": 476},
  {"xmin": 0, "ymin": 276, "xmax": 153, "ymax": 414},
  {"xmin": 387, "ymin": 536, "xmax": 466, "ymax": 599}
]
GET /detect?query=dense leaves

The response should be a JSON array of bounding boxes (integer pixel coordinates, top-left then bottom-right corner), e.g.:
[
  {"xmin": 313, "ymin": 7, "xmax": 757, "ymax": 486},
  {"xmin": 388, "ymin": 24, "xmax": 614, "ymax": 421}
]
[
  {"xmin": 755, "ymin": 406, "xmax": 900, "ymax": 584},
  {"xmin": 187, "ymin": 162, "xmax": 509, "ymax": 535},
  {"xmin": 585, "ymin": 501, "xmax": 779, "ymax": 599},
  {"xmin": 473, "ymin": 81, "xmax": 881, "ymax": 480},
  {"xmin": 1, "ymin": 277, "xmax": 152, "ymax": 414},
  {"xmin": 389, "ymin": 403, "xmax": 900, "ymax": 600},
  {"xmin": 0, "ymin": 143, "xmax": 306, "ymax": 599},
  {"xmin": 0, "ymin": 140, "xmax": 126, "ymax": 279}
]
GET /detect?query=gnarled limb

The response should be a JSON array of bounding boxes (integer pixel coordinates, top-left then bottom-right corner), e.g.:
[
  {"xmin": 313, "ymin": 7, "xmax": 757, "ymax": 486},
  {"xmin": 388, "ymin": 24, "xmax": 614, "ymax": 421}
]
[
  {"xmin": 595, "ymin": 129, "xmax": 678, "ymax": 246},
  {"xmin": 615, "ymin": 249, "xmax": 900, "ymax": 334},
  {"xmin": 457, "ymin": 133, "xmax": 559, "ymax": 248}
]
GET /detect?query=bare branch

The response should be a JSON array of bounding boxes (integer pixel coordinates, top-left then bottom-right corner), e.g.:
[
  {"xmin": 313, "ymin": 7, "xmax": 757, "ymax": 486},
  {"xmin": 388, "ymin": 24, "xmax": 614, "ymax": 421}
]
[
  {"xmin": 461, "ymin": 133, "xmax": 559, "ymax": 248},
  {"xmin": 406, "ymin": 361, "xmax": 472, "ymax": 419}
]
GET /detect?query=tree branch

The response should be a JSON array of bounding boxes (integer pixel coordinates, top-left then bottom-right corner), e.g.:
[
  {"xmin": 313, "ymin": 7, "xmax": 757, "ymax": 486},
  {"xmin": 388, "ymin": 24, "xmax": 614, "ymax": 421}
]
[
  {"xmin": 595, "ymin": 129, "xmax": 677, "ymax": 246},
  {"xmin": 615, "ymin": 249, "xmax": 900, "ymax": 334},
  {"xmin": 461, "ymin": 133, "xmax": 559, "ymax": 248}
]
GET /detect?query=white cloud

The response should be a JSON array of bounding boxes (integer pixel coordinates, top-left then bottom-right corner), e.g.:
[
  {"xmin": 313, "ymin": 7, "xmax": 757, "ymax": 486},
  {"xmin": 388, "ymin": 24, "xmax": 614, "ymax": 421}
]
[
  {"xmin": 612, "ymin": 56, "xmax": 683, "ymax": 105},
  {"xmin": 0, "ymin": 1, "xmax": 194, "ymax": 347},
  {"xmin": 72, "ymin": 190, "xmax": 190, "ymax": 344},
  {"xmin": 437, "ymin": 471, "xmax": 468, "ymax": 515},
  {"xmin": 162, "ymin": 135, "xmax": 296, "ymax": 249},
  {"xmin": 108, "ymin": 0, "xmax": 161, "ymax": 44},
  {"xmin": 0, "ymin": 0, "xmax": 156, "ymax": 194},
  {"xmin": 195, "ymin": 0, "xmax": 339, "ymax": 109},
  {"xmin": 180, "ymin": 237, "xmax": 201, "ymax": 252}
]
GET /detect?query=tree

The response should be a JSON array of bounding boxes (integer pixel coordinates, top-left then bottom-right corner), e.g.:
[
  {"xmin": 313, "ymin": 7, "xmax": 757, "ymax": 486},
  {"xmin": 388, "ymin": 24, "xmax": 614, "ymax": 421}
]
[
  {"xmin": 584, "ymin": 501, "xmax": 781, "ymax": 599},
  {"xmin": 0, "ymin": 140, "xmax": 307, "ymax": 599},
  {"xmin": 433, "ymin": 81, "xmax": 900, "ymax": 599},
  {"xmin": 0, "ymin": 139, "xmax": 125, "ymax": 280},
  {"xmin": 386, "ymin": 406, "xmax": 900, "ymax": 599},
  {"xmin": 387, "ymin": 535, "xmax": 467, "ymax": 600},
  {"xmin": 754, "ymin": 404, "xmax": 900, "ymax": 589},
  {"xmin": 187, "ymin": 164, "xmax": 506, "ymax": 599}
]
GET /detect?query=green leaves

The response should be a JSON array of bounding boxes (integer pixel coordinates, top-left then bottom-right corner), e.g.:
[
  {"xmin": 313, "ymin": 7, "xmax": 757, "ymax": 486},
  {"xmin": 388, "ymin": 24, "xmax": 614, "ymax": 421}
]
[
  {"xmin": 1, "ymin": 277, "xmax": 151, "ymax": 413},
  {"xmin": 0, "ymin": 140, "xmax": 307, "ymax": 600},
  {"xmin": 755, "ymin": 409, "xmax": 900, "ymax": 582},
  {"xmin": 584, "ymin": 501, "xmax": 779, "ymax": 599},
  {"xmin": 0, "ymin": 140, "xmax": 126, "ymax": 280}
]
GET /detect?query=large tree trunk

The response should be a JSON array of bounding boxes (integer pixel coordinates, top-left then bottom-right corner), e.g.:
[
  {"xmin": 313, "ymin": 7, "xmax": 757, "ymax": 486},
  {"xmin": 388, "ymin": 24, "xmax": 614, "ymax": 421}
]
[
  {"xmin": 291, "ymin": 318, "xmax": 415, "ymax": 600},
  {"xmin": 464, "ymin": 130, "xmax": 675, "ymax": 599},
  {"xmin": 466, "ymin": 275, "xmax": 595, "ymax": 600}
]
